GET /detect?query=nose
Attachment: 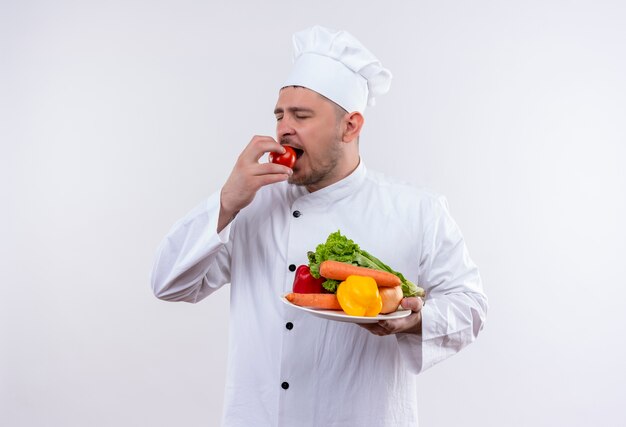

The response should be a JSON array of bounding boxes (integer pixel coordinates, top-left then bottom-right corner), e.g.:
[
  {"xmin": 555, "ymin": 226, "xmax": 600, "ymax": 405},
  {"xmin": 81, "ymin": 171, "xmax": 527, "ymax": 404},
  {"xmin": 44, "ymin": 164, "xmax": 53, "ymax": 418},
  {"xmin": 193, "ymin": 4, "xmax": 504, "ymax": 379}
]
[{"xmin": 276, "ymin": 116, "xmax": 295, "ymax": 140}]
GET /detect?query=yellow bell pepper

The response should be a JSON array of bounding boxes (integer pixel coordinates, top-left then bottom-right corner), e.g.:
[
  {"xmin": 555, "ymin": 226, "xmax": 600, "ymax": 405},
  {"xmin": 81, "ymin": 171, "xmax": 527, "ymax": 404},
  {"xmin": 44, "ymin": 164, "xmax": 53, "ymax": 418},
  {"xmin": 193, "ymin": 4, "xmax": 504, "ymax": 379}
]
[{"xmin": 336, "ymin": 275, "xmax": 383, "ymax": 317}]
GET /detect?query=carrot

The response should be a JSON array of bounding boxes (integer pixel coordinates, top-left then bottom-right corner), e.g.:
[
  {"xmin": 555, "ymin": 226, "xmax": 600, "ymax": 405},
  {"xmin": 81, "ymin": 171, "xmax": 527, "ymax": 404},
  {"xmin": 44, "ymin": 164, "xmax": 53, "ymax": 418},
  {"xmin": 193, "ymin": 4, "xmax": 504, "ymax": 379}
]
[
  {"xmin": 285, "ymin": 293, "xmax": 342, "ymax": 310},
  {"xmin": 319, "ymin": 260, "xmax": 401, "ymax": 287}
]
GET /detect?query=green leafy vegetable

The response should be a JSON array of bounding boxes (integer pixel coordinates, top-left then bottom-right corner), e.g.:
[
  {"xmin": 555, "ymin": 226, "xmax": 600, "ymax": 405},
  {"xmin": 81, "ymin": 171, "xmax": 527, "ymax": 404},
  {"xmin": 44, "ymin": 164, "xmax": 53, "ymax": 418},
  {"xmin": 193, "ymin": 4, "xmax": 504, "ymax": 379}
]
[{"xmin": 307, "ymin": 230, "xmax": 425, "ymax": 297}]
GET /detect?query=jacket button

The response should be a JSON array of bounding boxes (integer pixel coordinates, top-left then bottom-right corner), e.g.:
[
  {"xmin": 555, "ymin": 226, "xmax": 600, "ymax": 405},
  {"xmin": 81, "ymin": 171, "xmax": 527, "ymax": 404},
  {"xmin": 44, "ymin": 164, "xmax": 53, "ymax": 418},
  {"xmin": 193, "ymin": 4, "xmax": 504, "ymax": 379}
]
[
  {"xmin": 285, "ymin": 322, "xmax": 293, "ymax": 330},
  {"xmin": 281, "ymin": 382, "xmax": 289, "ymax": 390},
  {"xmin": 289, "ymin": 264, "xmax": 296, "ymax": 272},
  {"xmin": 292, "ymin": 210, "xmax": 301, "ymax": 218}
]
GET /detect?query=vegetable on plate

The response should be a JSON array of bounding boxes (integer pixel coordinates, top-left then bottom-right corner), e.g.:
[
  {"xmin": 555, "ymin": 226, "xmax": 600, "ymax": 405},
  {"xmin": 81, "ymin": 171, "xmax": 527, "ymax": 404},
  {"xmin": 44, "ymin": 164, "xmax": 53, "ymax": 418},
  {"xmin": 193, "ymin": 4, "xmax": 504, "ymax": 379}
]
[
  {"xmin": 378, "ymin": 286, "xmax": 404, "ymax": 314},
  {"xmin": 285, "ymin": 292, "xmax": 341, "ymax": 310},
  {"xmin": 286, "ymin": 231, "xmax": 425, "ymax": 316},
  {"xmin": 292, "ymin": 265, "xmax": 327, "ymax": 294},
  {"xmin": 308, "ymin": 230, "xmax": 425, "ymax": 298},
  {"xmin": 336, "ymin": 275, "xmax": 382, "ymax": 317},
  {"xmin": 320, "ymin": 260, "xmax": 401, "ymax": 287}
]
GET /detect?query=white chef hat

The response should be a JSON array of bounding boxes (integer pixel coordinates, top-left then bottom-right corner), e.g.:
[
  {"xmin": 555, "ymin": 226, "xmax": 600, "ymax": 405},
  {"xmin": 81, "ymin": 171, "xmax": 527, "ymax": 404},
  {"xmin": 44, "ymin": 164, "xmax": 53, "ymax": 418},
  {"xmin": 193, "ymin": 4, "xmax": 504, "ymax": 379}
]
[{"xmin": 283, "ymin": 25, "xmax": 392, "ymax": 113}]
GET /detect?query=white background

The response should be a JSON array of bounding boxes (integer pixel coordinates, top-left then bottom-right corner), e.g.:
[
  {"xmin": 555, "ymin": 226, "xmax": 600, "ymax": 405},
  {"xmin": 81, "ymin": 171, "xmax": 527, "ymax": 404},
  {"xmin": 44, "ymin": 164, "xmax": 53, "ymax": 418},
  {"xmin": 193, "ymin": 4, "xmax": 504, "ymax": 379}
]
[{"xmin": 2, "ymin": 1, "xmax": 625, "ymax": 426}]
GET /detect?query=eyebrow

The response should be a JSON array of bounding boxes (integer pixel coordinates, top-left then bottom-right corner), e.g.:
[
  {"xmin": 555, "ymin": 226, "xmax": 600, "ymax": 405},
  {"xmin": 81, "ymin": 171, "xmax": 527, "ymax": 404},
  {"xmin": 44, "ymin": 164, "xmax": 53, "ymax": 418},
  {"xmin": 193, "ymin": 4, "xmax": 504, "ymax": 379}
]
[{"xmin": 273, "ymin": 107, "xmax": 315, "ymax": 115}]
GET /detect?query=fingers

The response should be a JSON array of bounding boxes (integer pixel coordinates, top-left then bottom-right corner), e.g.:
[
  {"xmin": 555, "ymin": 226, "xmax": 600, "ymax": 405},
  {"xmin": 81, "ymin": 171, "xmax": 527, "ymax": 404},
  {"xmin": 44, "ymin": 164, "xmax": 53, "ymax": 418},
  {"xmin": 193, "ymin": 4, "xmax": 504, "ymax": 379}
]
[
  {"xmin": 358, "ymin": 323, "xmax": 390, "ymax": 336},
  {"xmin": 359, "ymin": 298, "xmax": 425, "ymax": 336},
  {"xmin": 359, "ymin": 319, "xmax": 413, "ymax": 336},
  {"xmin": 220, "ymin": 135, "xmax": 293, "ymax": 217},
  {"xmin": 240, "ymin": 135, "xmax": 285, "ymax": 163},
  {"xmin": 254, "ymin": 172, "xmax": 292, "ymax": 188},
  {"xmin": 401, "ymin": 297, "xmax": 424, "ymax": 312},
  {"xmin": 250, "ymin": 161, "xmax": 293, "ymax": 177},
  {"xmin": 377, "ymin": 315, "xmax": 416, "ymax": 334},
  {"xmin": 238, "ymin": 136, "xmax": 293, "ymax": 178},
  {"xmin": 236, "ymin": 162, "xmax": 292, "ymax": 192}
]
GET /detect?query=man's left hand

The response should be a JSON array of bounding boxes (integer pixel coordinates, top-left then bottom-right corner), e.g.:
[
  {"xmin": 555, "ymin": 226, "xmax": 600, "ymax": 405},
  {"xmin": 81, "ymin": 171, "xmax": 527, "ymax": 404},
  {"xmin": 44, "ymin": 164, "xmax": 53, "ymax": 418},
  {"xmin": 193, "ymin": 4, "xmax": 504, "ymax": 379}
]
[{"xmin": 359, "ymin": 297, "xmax": 423, "ymax": 336}]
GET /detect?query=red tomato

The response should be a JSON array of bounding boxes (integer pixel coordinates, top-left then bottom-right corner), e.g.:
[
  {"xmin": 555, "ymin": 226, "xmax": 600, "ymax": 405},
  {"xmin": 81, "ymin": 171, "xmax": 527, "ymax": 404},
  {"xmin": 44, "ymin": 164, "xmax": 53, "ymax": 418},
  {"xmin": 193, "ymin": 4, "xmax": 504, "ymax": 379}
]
[{"xmin": 269, "ymin": 146, "xmax": 297, "ymax": 169}]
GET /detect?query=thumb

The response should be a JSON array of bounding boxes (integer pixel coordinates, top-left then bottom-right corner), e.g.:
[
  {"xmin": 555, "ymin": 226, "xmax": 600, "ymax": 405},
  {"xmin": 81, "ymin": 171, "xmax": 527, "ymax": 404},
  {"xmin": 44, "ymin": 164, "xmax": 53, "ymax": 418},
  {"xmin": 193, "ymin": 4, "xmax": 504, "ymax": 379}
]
[{"xmin": 401, "ymin": 297, "xmax": 424, "ymax": 312}]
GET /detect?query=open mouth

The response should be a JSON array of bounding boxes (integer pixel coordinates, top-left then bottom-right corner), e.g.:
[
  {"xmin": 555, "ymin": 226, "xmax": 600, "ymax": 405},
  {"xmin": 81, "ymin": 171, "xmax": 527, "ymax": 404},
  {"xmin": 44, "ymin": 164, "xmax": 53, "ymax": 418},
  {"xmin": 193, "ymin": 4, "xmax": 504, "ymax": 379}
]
[{"xmin": 292, "ymin": 147, "xmax": 304, "ymax": 159}]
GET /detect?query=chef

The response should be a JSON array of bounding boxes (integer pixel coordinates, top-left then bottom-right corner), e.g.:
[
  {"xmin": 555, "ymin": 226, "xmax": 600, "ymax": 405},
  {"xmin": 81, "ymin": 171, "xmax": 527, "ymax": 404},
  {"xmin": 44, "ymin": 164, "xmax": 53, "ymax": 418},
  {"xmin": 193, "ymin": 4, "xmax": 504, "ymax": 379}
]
[{"xmin": 151, "ymin": 25, "xmax": 488, "ymax": 427}]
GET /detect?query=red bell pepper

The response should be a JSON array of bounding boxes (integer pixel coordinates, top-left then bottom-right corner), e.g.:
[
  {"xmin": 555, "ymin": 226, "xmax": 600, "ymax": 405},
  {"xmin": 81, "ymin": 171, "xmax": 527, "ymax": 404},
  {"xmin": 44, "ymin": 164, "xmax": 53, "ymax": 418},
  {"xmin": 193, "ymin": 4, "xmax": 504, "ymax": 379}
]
[{"xmin": 292, "ymin": 265, "xmax": 327, "ymax": 293}]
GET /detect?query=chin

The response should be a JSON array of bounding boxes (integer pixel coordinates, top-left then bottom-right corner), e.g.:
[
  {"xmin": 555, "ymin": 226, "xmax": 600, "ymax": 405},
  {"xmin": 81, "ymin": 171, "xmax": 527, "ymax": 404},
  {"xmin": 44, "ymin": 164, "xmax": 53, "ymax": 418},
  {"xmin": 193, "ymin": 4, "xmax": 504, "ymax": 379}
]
[
  {"xmin": 288, "ymin": 170, "xmax": 309, "ymax": 186},
  {"xmin": 287, "ymin": 174, "xmax": 302, "ymax": 186}
]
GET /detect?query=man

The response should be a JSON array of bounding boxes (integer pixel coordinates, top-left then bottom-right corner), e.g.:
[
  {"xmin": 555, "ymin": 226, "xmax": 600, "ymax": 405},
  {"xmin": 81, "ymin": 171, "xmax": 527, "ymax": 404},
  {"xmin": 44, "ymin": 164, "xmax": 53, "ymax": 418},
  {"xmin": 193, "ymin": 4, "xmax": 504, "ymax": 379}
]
[{"xmin": 151, "ymin": 25, "xmax": 487, "ymax": 426}]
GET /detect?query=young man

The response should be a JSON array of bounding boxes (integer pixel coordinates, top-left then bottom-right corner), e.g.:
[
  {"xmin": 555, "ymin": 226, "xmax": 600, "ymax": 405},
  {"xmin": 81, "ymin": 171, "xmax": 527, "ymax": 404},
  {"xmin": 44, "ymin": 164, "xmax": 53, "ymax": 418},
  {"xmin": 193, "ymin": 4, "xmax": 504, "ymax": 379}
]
[{"xmin": 152, "ymin": 25, "xmax": 487, "ymax": 427}]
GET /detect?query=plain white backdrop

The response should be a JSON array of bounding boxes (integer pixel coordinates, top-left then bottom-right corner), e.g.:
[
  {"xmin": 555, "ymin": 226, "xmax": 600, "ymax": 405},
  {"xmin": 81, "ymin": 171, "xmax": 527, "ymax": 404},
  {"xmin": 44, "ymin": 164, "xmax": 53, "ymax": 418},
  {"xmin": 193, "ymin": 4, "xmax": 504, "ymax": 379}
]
[{"xmin": 2, "ymin": 1, "xmax": 625, "ymax": 426}]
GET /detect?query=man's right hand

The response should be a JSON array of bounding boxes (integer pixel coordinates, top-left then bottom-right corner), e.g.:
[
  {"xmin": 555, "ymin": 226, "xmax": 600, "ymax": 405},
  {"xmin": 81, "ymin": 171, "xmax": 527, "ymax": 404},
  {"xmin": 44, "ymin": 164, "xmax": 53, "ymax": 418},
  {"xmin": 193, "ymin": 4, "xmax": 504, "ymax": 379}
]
[{"xmin": 217, "ymin": 136, "xmax": 292, "ymax": 232}]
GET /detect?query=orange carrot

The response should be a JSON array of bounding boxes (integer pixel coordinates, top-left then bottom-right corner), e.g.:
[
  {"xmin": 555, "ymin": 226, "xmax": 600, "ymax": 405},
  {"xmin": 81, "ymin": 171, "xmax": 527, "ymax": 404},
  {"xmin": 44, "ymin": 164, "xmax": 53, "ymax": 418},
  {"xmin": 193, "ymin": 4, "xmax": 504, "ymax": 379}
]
[
  {"xmin": 319, "ymin": 260, "xmax": 401, "ymax": 287},
  {"xmin": 285, "ymin": 293, "xmax": 342, "ymax": 310}
]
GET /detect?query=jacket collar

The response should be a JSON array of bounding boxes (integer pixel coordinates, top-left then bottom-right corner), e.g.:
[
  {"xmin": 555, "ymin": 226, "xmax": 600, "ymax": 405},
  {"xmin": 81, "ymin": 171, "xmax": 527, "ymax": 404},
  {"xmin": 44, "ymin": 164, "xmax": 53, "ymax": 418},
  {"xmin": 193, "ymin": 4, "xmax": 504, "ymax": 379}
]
[{"xmin": 290, "ymin": 159, "xmax": 367, "ymax": 207}]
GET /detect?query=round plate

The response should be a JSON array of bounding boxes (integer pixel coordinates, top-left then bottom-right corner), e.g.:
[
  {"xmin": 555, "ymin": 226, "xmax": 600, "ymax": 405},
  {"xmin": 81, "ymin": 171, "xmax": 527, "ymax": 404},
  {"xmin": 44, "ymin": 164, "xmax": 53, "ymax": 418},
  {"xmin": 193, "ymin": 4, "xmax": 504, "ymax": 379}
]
[{"xmin": 281, "ymin": 295, "xmax": 412, "ymax": 324}]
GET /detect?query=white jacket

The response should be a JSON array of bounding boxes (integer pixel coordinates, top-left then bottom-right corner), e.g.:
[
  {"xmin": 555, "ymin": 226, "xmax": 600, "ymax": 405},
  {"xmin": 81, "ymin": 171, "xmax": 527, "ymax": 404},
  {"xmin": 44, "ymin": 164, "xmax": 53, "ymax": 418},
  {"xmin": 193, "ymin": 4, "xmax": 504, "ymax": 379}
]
[{"xmin": 151, "ymin": 161, "xmax": 488, "ymax": 427}]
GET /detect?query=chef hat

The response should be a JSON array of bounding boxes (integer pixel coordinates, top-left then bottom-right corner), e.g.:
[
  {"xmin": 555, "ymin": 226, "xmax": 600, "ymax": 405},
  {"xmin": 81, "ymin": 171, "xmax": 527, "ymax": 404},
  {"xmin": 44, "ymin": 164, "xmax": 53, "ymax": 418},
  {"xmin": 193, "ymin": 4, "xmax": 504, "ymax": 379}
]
[{"xmin": 283, "ymin": 25, "xmax": 392, "ymax": 113}]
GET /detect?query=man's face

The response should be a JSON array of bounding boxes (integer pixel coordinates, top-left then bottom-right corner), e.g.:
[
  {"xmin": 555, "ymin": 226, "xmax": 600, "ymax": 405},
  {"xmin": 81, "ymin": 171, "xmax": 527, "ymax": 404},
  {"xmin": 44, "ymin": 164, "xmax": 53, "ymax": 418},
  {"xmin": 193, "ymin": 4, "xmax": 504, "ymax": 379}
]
[{"xmin": 274, "ymin": 86, "xmax": 346, "ymax": 191}]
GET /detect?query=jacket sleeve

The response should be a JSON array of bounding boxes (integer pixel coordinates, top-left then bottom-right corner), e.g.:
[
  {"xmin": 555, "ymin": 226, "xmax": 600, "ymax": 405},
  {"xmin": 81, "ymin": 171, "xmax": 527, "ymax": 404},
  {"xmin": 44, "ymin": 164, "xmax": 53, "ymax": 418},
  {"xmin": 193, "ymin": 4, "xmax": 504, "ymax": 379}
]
[
  {"xmin": 396, "ymin": 195, "xmax": 488, "ymax": 373},
  {"xmin": 150, "ymin": 192, "xmax": 233, "ymax": 303}
]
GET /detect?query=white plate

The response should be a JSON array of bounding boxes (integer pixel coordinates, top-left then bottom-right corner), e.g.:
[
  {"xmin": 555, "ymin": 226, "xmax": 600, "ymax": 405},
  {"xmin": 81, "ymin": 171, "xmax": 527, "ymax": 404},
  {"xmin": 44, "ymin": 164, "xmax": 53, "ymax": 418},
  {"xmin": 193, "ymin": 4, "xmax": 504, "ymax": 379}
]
[{"xmin": 281, "ymin": 295, "xmax": 412, "ymax": 324}]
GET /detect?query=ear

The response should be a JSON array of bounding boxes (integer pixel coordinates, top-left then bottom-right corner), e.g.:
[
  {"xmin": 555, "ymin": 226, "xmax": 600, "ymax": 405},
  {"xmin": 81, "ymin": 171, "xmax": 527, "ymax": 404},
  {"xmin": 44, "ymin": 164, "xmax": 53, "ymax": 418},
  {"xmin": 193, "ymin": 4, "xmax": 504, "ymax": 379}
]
[{"xmin": 342, "ymin": 112, "xmax": 364, "ymax": 142}]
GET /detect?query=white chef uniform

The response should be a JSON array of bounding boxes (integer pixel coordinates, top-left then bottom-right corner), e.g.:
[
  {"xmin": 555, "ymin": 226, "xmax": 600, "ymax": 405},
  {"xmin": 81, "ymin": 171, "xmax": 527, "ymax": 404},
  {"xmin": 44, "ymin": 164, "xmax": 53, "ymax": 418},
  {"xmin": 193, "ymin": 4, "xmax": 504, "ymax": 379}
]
[{"xmin": 151, "ymin": 161, "xmax": 488, "ymax": 427}]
